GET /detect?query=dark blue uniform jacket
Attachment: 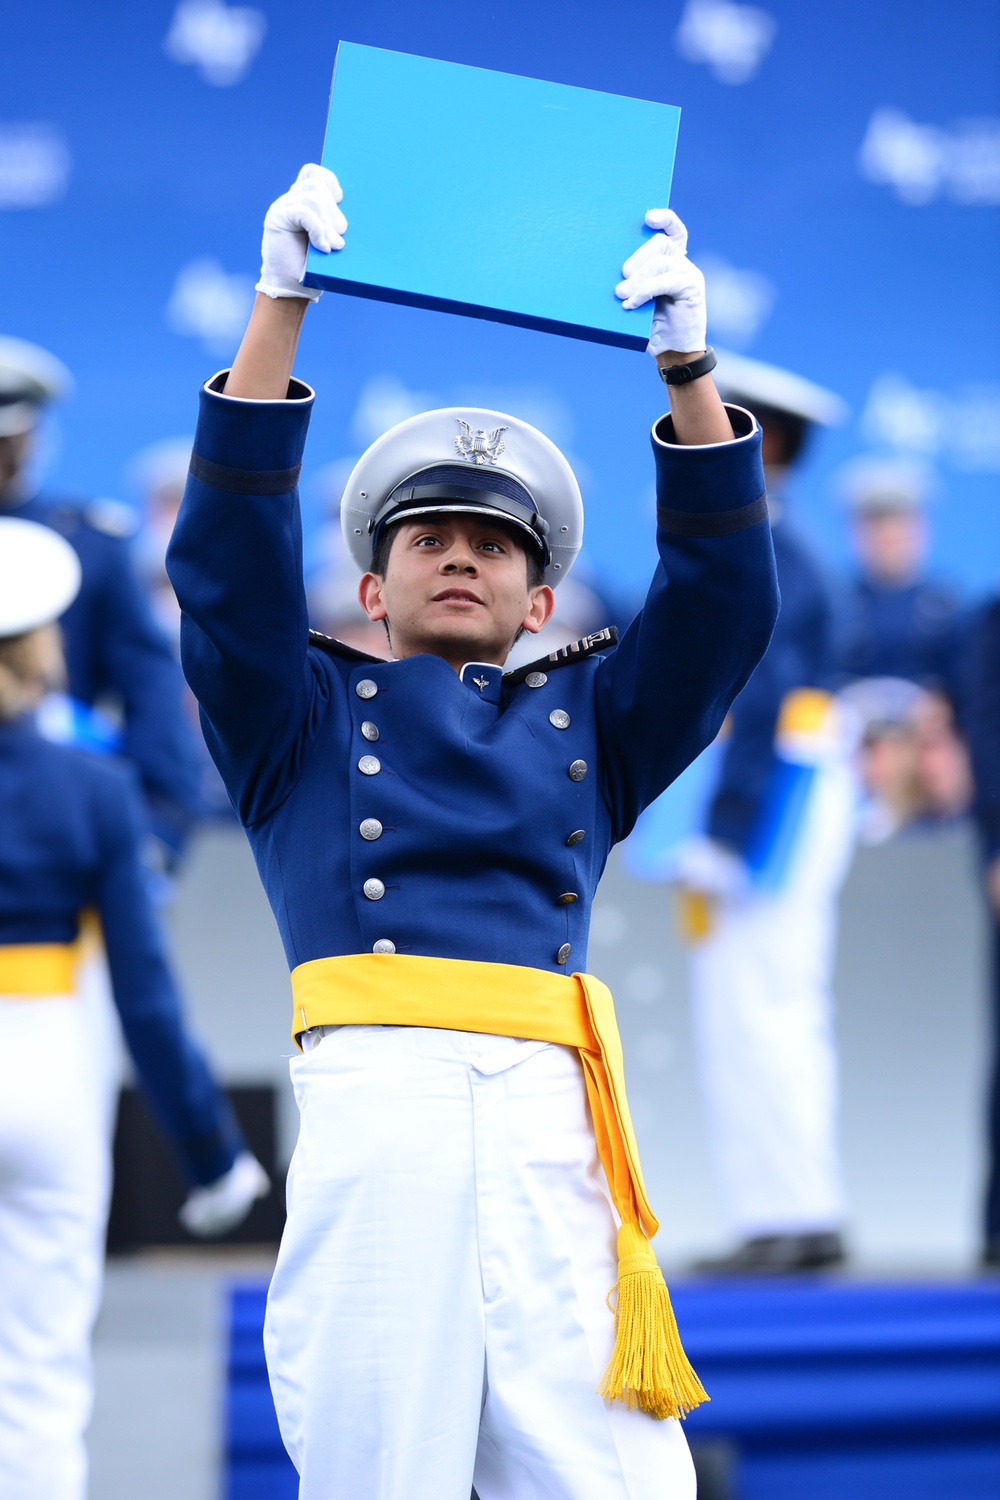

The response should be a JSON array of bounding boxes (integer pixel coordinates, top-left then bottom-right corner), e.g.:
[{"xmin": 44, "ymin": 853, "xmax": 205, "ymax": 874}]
[
  {"xmin": 0, "ymin": 716, "xmax": 243, "ymax": 1184},
  {"xmin": 706, "ymin": 519, "xmax": 833, "ymax": 854},
  {"xmin": 9, "ymin": 493, "xmax": 203, "ymax": 856},
  {"xmin": 964, "ymin": 595, "xmax": 1000, "ymax": 862},
  {"xmin": 836, "ymin": 574, "xmax": 964, "ymax": 692},
  {"xmin": 168, "ymin": 377, "xmax": 778, "ymax": 977}
]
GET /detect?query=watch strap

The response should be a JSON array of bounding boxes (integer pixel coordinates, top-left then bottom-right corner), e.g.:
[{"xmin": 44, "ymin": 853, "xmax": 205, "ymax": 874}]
[{"xmin": 658, "ymin": 346, "xmax": 718, "ymax": 386}]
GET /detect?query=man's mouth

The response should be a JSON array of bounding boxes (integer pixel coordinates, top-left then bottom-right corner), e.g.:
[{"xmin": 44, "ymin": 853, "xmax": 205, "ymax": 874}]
[{"xmin": 432, "ymin": 588, "xmax": 484, "ymax": 606}]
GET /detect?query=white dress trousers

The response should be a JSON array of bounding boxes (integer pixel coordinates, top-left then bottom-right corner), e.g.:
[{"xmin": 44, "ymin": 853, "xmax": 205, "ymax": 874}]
[
  {"xmin": 264, "ymin": 1024, "xmax": 696, "ymax": 1499},
  {"xmin": 0, "ymin": 966, "xmax": 119, "ymax": 1500},
  {"xmin": 691, "ymin": 759, "xmax": 857, "ymax": 1237}
]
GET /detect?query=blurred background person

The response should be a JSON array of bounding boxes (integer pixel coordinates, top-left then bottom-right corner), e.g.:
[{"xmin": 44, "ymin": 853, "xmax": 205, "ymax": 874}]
[
  {"xmin": 672, "ymin": 351, "xmax": 856, "ymax": 1273},
  {"xmin": 963, "ymin": 591, "xmax": 1000, "ymax": 1267},
  {"xmin": 0, "ymin": 517, "xmax": 268, "ymax": 1500},
  {"xmin": 0, "ymin": 337, "xmax": 204, "ymax": 869},
  {"xmin": 835, "ymin": 456, "xmax": 964, "ymax": 693}
]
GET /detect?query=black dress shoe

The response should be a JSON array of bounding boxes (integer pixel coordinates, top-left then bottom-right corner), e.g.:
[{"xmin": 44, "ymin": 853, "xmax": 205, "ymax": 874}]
[{"xmin": 691, "ymin": 1231, "xmax": 847, "ymax": 1275}]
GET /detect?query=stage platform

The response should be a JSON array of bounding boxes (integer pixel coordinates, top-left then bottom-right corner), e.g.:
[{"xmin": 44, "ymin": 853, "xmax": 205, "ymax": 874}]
[{"xmin": 225, "ymin": 1276, "xmax": 1000, "ymax": 1499}]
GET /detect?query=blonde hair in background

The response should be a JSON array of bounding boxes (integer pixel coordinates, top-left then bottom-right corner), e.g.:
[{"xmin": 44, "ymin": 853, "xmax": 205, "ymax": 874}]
[{"xmin": 0, "ymin": 625, "xmax": 65, "ymax": 722}]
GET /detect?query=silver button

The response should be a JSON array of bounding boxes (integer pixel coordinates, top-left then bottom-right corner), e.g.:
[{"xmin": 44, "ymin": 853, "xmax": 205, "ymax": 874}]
[
  {"xmin": 363, "ymin": 878, "xmax": 385, "ymax": 901},
  {"xmin": 525, "ymin": 671, "xmax": 548, "ymax": 688},
  {"xmin": 373, "ymin": 938, "xmax": 396, "ymax": 954},
  {"xmin": 549, "ymin": 709, "xmax": 571, "ymax": 730},
  {"xmin": 358, "ymin": 755, "xmax": 381, "ymax": 776},
  {"xmin": 359, "ymin": 818, "xmax": 383, "ymax": 841},
  {"xmin": 557, "ymin": 891, "xmax": 579, "ymax": 906},
  {"xmin": 356, "ymin": 678, "xmax": 378, "ymax": 700},
  {"xmin": 361, "ymin": 721, "xmax": 379, "ymax": 742},
  {"xmin": 556, "ymin": 943, "xmax": 572, "ymax": 965},
  {"xmin": 566, "ymin": 829, "xmax": 585, "ymax": 846},
  {"xmin": 568, "ymin": 760, "xmax": 588, "ymax": 782}
]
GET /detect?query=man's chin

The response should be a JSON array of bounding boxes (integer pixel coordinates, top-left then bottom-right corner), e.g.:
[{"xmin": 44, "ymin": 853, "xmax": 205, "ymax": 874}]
[{"xmin": 408, "ymin": 619, "xmax": 512, "ymax": 665}]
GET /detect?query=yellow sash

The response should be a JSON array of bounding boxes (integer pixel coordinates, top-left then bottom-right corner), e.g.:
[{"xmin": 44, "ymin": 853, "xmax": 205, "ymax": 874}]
[
  {"xmin": 291, "ymin": 951, "xmax": 708, "ymax": 1420},
  {"xmin": 0, "ymin": 942, "xmax": 80, "ymax": 996}
]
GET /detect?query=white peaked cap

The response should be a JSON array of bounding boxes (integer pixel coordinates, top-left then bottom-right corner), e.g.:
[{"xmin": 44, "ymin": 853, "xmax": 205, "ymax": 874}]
[
  {"xmin": 835, "ymin": 454, "xmax": 935, "ymax": 512},
  {"xmin": 0, "ymin": 336, "xmax": 73, "ymax": 438},
  {"xmin": 0, "ymin": 518, "xmax": 81, "ymax": 637},
  {"xmin": 341, "ymin": 407, "xmax": 583, "ymax": 588},
  {"xmin": 713, "ymin": 349, "xmax": 848, "ymax": 427}
]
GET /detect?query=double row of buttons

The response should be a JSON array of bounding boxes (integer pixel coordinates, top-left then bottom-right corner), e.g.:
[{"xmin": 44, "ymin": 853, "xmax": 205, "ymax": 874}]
[{"xmin": 353, "ymin": 675, "xmax": 587, "ymax": 964}]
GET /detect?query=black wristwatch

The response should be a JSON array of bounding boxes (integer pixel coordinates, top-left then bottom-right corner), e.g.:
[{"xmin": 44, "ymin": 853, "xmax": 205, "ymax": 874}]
[{"xmin": 658, "ymin": 346, "xmax": 718, "ymax": 386}]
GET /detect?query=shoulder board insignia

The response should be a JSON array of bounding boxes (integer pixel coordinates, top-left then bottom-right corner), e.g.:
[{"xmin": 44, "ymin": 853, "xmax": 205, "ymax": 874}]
[
  {"xmin": 503, "ymin": 626, "xmax": 618, "ymax": 687},
  {"xmin": 307, "ymin": 629, "xmax": 387, "ymax": 666},
  {"xmin": 85, "ymin": 496, "xmax": 138, "ymax": 538}
]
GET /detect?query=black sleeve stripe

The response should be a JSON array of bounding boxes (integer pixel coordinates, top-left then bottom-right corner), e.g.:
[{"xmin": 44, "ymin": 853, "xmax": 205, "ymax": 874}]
[
  {"xmin": 189, "ymin": 451, "xmax": 302, "ymax": 496},
  {"xmin": 657, "ymin": 492, "xmax": 768, "ymax": 538}
]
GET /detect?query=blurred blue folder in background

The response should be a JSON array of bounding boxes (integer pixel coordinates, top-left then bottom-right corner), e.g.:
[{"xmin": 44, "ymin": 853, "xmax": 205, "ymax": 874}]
[{"xmin": 303, "ymin": 42, "xmax": 680, "ymax": 350}]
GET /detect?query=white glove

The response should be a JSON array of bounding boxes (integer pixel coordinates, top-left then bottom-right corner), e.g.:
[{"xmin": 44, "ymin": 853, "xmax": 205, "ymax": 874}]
[
  {"xmin": 615, "ymin": 209, "xmax": 707, "ymax": 358},
  {"xmin": 668, "ymin": 835, "xmax": 749, "ymax": 899},
  {"xmin": 179, "ymin": 1151, "xmax": 270, "ymax": 1238},
  {"xmin": 256, "ymin": 163, "xmax": 347, "ymax": 302}
]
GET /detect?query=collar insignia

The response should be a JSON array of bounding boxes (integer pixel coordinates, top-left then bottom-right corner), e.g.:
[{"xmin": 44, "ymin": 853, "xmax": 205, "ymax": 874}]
[
  {"xmin": 455, "ymin": 418, "xmax": 508, "ymax": 466},
  {"xmin": 473, "ymin": 675, "xmax": 489, "ymax": 691}
]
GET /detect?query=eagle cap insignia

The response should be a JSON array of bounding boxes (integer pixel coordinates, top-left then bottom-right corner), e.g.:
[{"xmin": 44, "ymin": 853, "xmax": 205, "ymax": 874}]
[{"xmin": 455, "ymin": 418, "xmax": 508, "ymax": 466}]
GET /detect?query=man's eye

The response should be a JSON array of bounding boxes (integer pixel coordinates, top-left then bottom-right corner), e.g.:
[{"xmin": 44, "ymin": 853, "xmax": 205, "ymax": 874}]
[
  {"xmin": 480, "ymin": 540, "xmax": 503, "ymax": 553},
  {"xmin": 415, "ymin": 535, "xmax": 440, "ymax": 547}
]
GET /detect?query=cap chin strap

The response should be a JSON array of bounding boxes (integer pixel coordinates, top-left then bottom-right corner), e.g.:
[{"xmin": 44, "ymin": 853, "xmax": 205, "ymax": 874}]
[{"xmin": 369, "ymin": 481, "xmax": 551, "ymax": 565}]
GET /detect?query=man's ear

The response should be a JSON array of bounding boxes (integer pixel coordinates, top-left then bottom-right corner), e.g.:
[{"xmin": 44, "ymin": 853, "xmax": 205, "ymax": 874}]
[
  {"xmin": 358, "ymin": 572, "xmax": 388, "ymax": 622},
  {"xmin": 519, "ymin": 584, "xmax": 556, "ymax": 637}
]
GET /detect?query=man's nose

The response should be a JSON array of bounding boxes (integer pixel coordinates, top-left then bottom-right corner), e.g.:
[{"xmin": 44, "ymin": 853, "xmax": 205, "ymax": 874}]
[{"xmin": 441, "ymin": 546, "xmax": 478, "ymax": 574}]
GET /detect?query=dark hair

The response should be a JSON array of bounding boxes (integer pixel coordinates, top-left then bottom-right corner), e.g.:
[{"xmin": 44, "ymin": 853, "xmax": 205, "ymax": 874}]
[
  {"xmin": 747, "ymin": 402, "xmax": 811, "ymax": 467},
  {"xmin": 371, "ymin": 515, "xmax": 545, "ymax": 589}
]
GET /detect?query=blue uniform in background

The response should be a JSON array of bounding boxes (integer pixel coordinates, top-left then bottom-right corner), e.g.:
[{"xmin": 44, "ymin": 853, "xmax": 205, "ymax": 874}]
[
  {"xmin": 7, "ymin": 492, "xmax": 204, "ymax": 860},
  {"xmin": 686, "ymin": 515, "xmax": 856, "ymax": 1246},
  {"xmin": 706, "ymin": 521, "xmax": 834, "ymax": 855},
  {"xmin": 0, "ymin": 713, "xmax": 244, "ymax": 1500},
  {"xmin": 0, "ymin": 716, "xmax": 243, "ymax": 1179},
  {"xmin": 836, "ymin": 575, "xmax": 965, "ymax": 694},
  {"xmin": 962, "ymin": 596, "xmax": 1000, "ymax": 1251}
]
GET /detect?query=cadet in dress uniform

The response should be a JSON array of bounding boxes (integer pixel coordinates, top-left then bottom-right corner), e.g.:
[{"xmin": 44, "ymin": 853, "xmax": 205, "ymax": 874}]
[
  {"xmin": 963, "ymin": 594, "xmax": 1000, "ymax": 1266},
  {"xmin": 835, "ymin": 455, "xmax": 964, "ymax": 693},
  {"xmin": 166, "ymin": 165, "xmax": 778, "ymax": 1499},
  {"xmin": 0, "ymin": 518, "xmax": 268, "ymax": 1500},
  {"xmin": 0, "ymin": 337, "xmax": 203, "ymax": 862},
  {"xmin": 672, "ymin": 350, "xmax": 856, "ymax": 1274}
]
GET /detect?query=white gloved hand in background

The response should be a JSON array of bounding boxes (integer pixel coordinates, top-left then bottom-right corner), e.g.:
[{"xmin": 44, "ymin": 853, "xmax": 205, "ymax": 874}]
[
  {"xmin": 179, "ymin": 1150, "xmax": 271, "ymax": 1238},
  {"xmin": 668, "ymin": 835, "xmax": 749, "ymax": 899},
  {"xmin": 615, "ymin": 209, "xmax": 707, "ymax": 358},
  {"xmin": 256, "ymin": 163, "xmax": 347, "ymax": 302}
]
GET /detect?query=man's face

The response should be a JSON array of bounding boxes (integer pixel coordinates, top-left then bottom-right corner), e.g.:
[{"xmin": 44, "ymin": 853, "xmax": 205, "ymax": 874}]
[
  {"xmin": 0, "ymin": 430, "xmax": 33, "ymax": 503},
  {"xmin": 358, "ymin": 514, "xmax": 554, "ymax": 671},
  {"xmin": 853, "ymin": 508, "xmax": 927, "ymax": 586}
]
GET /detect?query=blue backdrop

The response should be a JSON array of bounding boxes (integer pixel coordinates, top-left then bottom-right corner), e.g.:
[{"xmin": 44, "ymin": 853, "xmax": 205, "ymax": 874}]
[{"xmin": 3, "ymin": 0, "xmax": 998, "ymax": 599}]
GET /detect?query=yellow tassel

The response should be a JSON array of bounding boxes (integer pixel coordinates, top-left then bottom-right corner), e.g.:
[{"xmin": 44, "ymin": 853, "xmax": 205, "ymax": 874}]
[{"xmin": 598, "ymin": 1222, "xmax": 710, "ymax": 1420}]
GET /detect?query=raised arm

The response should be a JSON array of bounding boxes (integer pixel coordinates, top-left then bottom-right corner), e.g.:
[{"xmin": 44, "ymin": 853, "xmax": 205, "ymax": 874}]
[
  {"xmin": 165, "ymin": 167, "xmax": 346, "ymax": 823},
  {"xmin": 597, "ymin": 210, "xmax": 779, "ymax": 837}
]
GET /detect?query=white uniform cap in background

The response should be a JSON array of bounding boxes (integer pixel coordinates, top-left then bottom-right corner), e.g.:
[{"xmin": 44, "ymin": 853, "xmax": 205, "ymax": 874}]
[
  {"xmin": 0, "ymin": 518, "xmax": 81, "ymax": 637},
  {"xmin": 833, "ymin": 454, "xmax": 935, "ymax": 513},
  {"xmin": 0, "ymin": 336, "xmax": 73, "ymax": 438},
  {"xmin": 341, "ymin": 407, "xmax": 583, "ymax": 588},
  {"xmin": 713, "ymin": 348, "xmax": 848, "ymax": 427}
]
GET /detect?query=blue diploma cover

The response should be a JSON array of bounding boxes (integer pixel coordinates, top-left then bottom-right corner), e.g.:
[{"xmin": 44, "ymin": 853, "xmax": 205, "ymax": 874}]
[{"xmin": 303, "ymin": 43, "xmax": 680, "ymax": 351}]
